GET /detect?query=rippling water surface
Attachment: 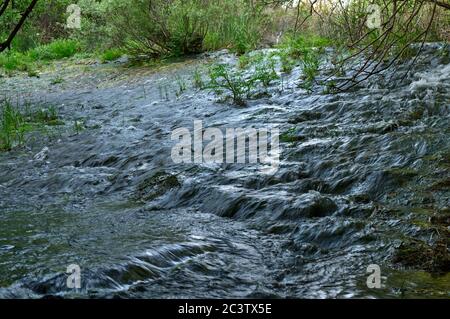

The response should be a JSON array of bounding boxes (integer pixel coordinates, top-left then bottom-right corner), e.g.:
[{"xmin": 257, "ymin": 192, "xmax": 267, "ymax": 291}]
[{"xmin": 0, "ymin": 44, "xmax": 449, "ymax": 298}]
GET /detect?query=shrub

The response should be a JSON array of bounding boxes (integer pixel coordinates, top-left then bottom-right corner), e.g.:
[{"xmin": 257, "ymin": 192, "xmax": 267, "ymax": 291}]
[
  {"xmin": 204, "ymin": 4, "xmax": 267, "ymax": 54},
  {"xmin": 249, "ymin": 54, "xmax": 280, "ymax": 87},
  {"xmin": 206, "ymin": 54, "xmax": 279, "ymax": 105},
  {"xmin": 207, "ymin": 64, "xmax": 253, "ymax": 106},
  {"xmin": 27, "ymin": 39, "xmax": 81, "ymax": 61},
  {"xmin": 300, "ymin": 50, "xmax": 321, "ymax": 90},
  {"xmin": 101, "ymin": 48, "xmax": 124, "ymax": 62},
  {"xmin": 108, "ymin": 0, "xmax": 267, "ymax": 58},
  {"xmin": 109, "ymin": 0, "xmax": 207, "ymax": 58}
]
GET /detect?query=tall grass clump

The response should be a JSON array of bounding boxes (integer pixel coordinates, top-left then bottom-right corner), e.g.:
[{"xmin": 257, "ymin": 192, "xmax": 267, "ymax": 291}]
[
  {"xmin": 100, "ymin": 48, "xmax": 124, "ymax": 63},
  {"xmin": 0, "ymin": 101, "xmax": 26, "ymax": 151},
  {"xmin": 0, "ymin": 39, "xmax": 81, "ymax": 73},
  {"xmin": 274, "ymin": 33, "xmax": 328, "ymax": 88},
  {"xmin": 0, "ymin": 100, "xmax": 63, "ymax": 151},
  {"xmin": 27, "ymin": 39, "xmax": 81, "ymax": 61}
]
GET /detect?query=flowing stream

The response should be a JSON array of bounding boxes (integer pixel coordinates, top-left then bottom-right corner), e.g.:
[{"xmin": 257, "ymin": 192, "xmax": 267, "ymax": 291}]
[{"xmin": 0, "ymin": 44, "xmax": 449, "ymax": 298}]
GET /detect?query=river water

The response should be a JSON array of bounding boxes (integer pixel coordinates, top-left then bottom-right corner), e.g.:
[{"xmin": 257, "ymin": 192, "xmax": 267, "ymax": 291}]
[{"xmin": 0, "ymin": 44, "xmax": 449, "ymax": 298}]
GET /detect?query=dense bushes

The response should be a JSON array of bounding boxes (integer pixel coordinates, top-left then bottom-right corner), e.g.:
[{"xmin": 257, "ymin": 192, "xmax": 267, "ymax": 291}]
[
  {"xmin": 108, "ymin": 0, "xmax": 208, "ymax": 57},
  {"xmin": 0, "ymin": 0, "xmax": 449, "ymax": 75},
  {"xmin": 106, "ymin": 0, "xmax": 268, "ymax": 58}
]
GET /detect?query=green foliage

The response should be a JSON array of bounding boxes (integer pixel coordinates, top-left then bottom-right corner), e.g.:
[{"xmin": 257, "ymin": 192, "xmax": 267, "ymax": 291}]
[
  {"xmin": 109, "ymin": 0, "xmax": 206, "ymax": 58},
  {"xmin": 203, "ymin": 2, "xmax": 267, "ymax": 55},
  {"xmin": 0, "ymin": 101, "xmax": 26, "ymax": 151},
  {"xmin": 107, "ymin": 0, "xmax": 267, "ymax": 58},
  {"xmin": 206, "ymin": 53, "xmax": 280, "ymax": 105},
  {"xmin": 0, "ymin": 39, "xmax": 80, "ymax": 72},
  {"xmin": 300, "ymin": 50, "xmax": 321, "ymax": 90},
  {"xmin": 207, "ymin": 64, "xmax": 253, "ymax": 106},
  {"xmin": 0, "ymin": 52, "xmax": 34, "ymax": 72},
  {"xmin": 277, "ymin": 33, "xmax": 331, "ymax": 58},
  {"xmin": 175, "ymin": 74, "xmax": 187, "ymax": 97},
  {"xmin": 238, "ymin": 52, "xmax": 279, "ymax": 87},
  {"xmin": 280, "ymin": 127, "xmax": 303, "ymax": 143},
  {"xmin": 50, "ymin": 77, "xmax": 64, "ymax": 85},
  {"xmin": 27, "ymin": 39, "xmax": 80, "ymax": 61},
  {"xmin": 192, "ymin": 68, "xmax": 205, "ymax": 89},
  {"xmin": 279, "ymin": 53, "xmax": 297, "ymax": 74},
  {"xmin": 273, "ymin": 33, "xmax": 327, "ymax": 89},
  {"xmin": 100, "ymin": 48, "xmax": 124, "ymax": 63},
  {"xmin": 252, "ymin": 56, "xmax": 279, "ymax": 87},
  {"xmin": 0, "ymin": 101, "xmax": 62, "ymax": 151}
]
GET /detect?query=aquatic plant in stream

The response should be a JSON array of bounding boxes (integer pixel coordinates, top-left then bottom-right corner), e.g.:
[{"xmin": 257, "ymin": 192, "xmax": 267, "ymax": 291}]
[
  {"xmin": 192, "ymin": 68, "xmax": 205, "ymax": 89},
  {"xmin": 0, "ymin": 101, "xmax": 26, "ymax": 151},
  {"xmin": 300, "ymin": 50, "xmax": 321, "ymax": 90},
  {"xmin": 175, "ymin": 74, "xmax": 187, "ymax": 97},
  {"xmin": 206, "ymin": 54, "xmax": 279, "ymax": 105},
  {"xmin": 0, "ymin": 101, "xmax": 63, "ymax": 151},
  {"xmin": 206, "ymin": 64, "xmax": 254, "ymax": 106}
]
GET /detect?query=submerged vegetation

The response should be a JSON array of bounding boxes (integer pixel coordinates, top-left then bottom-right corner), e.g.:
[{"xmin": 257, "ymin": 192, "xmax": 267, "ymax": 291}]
[
  {"xmin": 205, "ymin": 53, "xmax": 279, "ymax": 105},
  {"xmin": 0, "ymin": 100, "xmax": 63, "ymax": 151}
]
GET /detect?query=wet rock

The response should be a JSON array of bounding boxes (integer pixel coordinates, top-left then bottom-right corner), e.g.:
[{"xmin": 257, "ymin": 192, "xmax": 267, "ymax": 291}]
[
  {"xmin": 288, "ymin": 111, "xmax": 322, "ymax": 124},
  {"xmin": 33, "ymin": 147, "xmax": 49, "ymax": 161},
  {"xmin": 363, "ymin": 168, "xmax": 418, "ymax": 199},
  {"xmin": 280, "ymin": 191, "xmax": 338, "ymax": 219},
  {"xmin": 364, "ymin": 120, "xmax": 399, "ymax": 134},
  {"xmin": 134, "ymin": 171, "xmax": 181, "ymax": 201}
]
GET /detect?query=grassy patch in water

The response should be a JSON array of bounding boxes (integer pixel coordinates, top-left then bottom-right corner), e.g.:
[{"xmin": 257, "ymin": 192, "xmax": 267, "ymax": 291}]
[
  {"xmin": 273, "ymin": 33, "xmax": 329, "ymax": 89},
  {"xmin": 280, "ymin": 127, "xmax": 304, "ymax": 143},
  {"xmin": 0, "ymin": 101, "xmax": 63, "ymax": 151},
  {"xmin": 205, "ymin": 55, "xmax": 279, "ymax": 105}
]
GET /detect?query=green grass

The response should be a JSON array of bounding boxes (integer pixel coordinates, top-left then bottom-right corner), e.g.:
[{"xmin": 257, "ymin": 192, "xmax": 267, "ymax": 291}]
[
  {"xmin": 27, "ymin": 39, "xmax": 80, "ymax": 61},
  {"xmin": 300, "ymin": 50, "xmax": 321, "ymax": 90},
  {"xmin": 0, "ymin": 101, "xmax": 26, "ymax": 150},
  {"xmin": 207, "ymin": 64, "xmax": 253, "ymax": 106},
  {"xmin": 100, "ymin": 48, "xmax": 124, "ymax": 63},
  {"xmin": 0, "ymin": 101, "xmax": 63, "ymax": 151},
  {"xmin": 192, "ymin": 68, "xmax": 205, "ymax": 89},
  {"xmin": 277, "ymin": 33, "xmax": 331, "ymax": 58},
  {"xmin": 50, "ymin": 77, "xmax": 64, "ymax": 85},
  {"xmin": 205, "ymin": 55, "xmax": 279, "ymax": 105},
  {"xmin": 273, "ymin": 33, "xmax": 329, "ymax": 89},
  {"xmin": 0, "ymin": 52, "xmax": 34, "ymax": 72},
  {"xmin": 0, "ymin": 39, "xmax": 81, "ymax": 74}
]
